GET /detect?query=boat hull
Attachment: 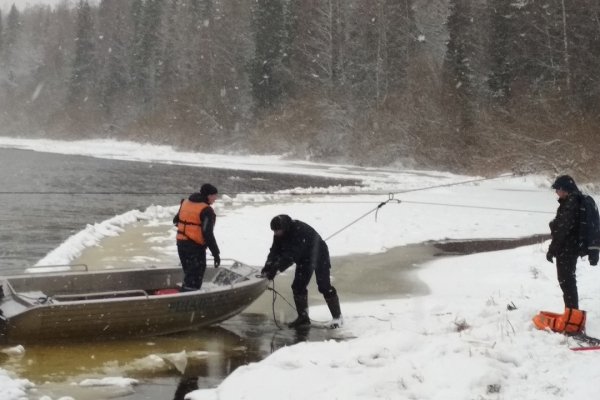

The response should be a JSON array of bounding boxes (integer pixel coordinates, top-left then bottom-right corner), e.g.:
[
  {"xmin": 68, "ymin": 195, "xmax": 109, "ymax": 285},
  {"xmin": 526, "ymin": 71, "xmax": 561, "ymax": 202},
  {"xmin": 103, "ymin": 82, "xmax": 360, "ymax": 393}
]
[{"xmin": 0, "ymin": 263, "xmax": 267, "ymax": 343}]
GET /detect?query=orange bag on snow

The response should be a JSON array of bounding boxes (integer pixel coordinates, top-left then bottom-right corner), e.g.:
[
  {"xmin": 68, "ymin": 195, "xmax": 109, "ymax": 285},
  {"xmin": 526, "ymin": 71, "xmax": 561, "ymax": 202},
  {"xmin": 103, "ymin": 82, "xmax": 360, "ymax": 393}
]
[{"xmin": 533, "ymin": 308, "xmax": 586, "ymax": 334}]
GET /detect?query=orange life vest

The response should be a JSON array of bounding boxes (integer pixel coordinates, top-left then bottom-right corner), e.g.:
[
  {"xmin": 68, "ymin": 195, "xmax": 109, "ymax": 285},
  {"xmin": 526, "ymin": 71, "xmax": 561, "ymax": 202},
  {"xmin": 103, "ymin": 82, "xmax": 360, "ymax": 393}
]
[
  {"xmin": 532, "ymin": 307, "xmax": 586, "ymax": 334},
  {"xmin": 176, "ymin": 200, "xmax": 211, "ymax": 245}
]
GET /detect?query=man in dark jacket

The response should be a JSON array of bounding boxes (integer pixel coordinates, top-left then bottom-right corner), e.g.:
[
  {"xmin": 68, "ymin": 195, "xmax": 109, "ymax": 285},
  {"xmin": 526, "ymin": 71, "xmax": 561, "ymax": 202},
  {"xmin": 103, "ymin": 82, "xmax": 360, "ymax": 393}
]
[
  {"xmin": 173, "ymin": 183, "xmax": 220, "ymax": 291},
  {"xmin": 261, "ymin": 215, "xmax": 342, "ymax": 328},
  {"xmin": 547, "ymin": 175, "xmax": 581, "ymax": 310}
]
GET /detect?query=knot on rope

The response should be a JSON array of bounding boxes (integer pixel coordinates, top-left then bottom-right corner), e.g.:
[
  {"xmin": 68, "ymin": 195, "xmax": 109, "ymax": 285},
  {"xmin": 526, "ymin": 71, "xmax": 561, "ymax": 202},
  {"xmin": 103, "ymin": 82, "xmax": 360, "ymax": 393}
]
[{"xmin": 325, "ymin": 193, "xmax": 401, "ymax": 241}]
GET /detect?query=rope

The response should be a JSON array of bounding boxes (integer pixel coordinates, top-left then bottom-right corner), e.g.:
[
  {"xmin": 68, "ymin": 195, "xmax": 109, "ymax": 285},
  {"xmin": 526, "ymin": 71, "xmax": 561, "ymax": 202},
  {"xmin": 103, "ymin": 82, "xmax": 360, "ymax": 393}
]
[
  {"xmin": 399, "ymin": 200, "xmax": 552, "ymax": 214},
  {"xmin": 324, "ymin": 193, "xmax": 401, "ymax": 241},
  {"xmin": 322, "ymin": 172, "xmax": 548, "ymax": 241},
  {"xmin": 390, "ymin": 173, "xmax": 515, "ymax": 195},
  {"xmin": 14, "ymin": 293, "xmax": 50, "ymax": 304},
  {"xmin": 268, "ymin": 280, "xmax": 284, "ymax": 330},
  {"xmin": 266, "ymin": 282, "xmax": 331, "ymax": 327}
]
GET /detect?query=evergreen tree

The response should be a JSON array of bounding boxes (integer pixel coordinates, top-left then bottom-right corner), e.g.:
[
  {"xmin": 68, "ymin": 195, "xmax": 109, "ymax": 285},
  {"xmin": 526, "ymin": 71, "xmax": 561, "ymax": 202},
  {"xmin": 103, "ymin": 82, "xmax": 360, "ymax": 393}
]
[
  {"xmin": 156, "ymin": 0, "xmax": 179, "ymax": 93},
  {"xmin": 511, "ymin": 0, "xmax": 565, "ymax": 94},
  {"xmin": 132, "ymin": 0, "xmax": 164, "ymax": 104},
  {"xmin": 69, "ymin": 0, "xmax": 96, "ymax": 104},
  {"xmin": 129, "ymin": 0, "xmax": 145, "ymax": 91},
  {"xmin": 285, "ymin": 0, "xmax": 349, "ymax": 95},
  {"xmin": 488, "ymin": 0, "xmax": 513, "ymax": 101},
  {"xmin": 185, "ymin": 0, "xmax": 203, "ymax": 85},
  {"xmin": 345, "ymin": 0, "xmax": 417, "ymax": 105},
  {"xmin": 190, "ymin": 0, "xmax": 219, "ymax": 114},
  {"xmin": 4, "ymin": 4, "xmax": 21, "ymax": 65},
  {"xmin": 355, "ymin": 0, "xmax": 418, "ymax": 107},
  {"xmin": 197, "ymin": 0, "xmax": 215, "ymax": 82},
  {"xmin": 345, "ymin": 2, "xmax": 379, "ymax": 102},
  {"xmin": 249, "ymin": 0, "xmax": 286, "ymax": 109},
  {"xmin": 564, "ymin": 0, "xmax": 600, "ymax": 110},
  {"xmin": 384, "ymin": 0, "xmax": 417, "ymax": 94},
  {"xmin": 36, "ymin": 3, "xmax": 75, "ymax": 107},
  {"xmin": 97, "ymin": 0, "xmax": 132, "ymax": 114},
  {"xmin": 0, "ymin": 10, "xmax": 4, "ymax": 57},
  {"xmin": 212, "ymin": 0, "xmax": 254, "ymax": 132},
  {"xmin": 443, "ymin": 0, "xmax": 476, "ymax": 132}
]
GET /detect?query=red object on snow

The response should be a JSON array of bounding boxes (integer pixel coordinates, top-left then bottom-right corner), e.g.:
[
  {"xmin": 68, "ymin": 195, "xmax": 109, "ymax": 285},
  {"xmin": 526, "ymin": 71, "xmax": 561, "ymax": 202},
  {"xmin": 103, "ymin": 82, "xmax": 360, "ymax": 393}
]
[
  {"xmin": 571, "ymin": 346, "xmax": 600, "ymax": 352},
  {"xmin": 153, "ymin": 288, "xmax": 180, "ymax": 295}
]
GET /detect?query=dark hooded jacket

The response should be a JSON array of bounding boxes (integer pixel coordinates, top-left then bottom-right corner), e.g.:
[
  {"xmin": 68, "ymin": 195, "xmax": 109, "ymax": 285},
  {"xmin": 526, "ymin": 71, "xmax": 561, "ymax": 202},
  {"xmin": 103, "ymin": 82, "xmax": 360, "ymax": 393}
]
[
  {"xmin": 173, "ymin": 192, "xmax": 220, "ymax": 257},
  {"xmin": 264, "ymin": 219, "xmax": 329, "ymax": 274},
  {"xmin": 548, "ymin": 191, "xmax": 581, "ymax": 257}
]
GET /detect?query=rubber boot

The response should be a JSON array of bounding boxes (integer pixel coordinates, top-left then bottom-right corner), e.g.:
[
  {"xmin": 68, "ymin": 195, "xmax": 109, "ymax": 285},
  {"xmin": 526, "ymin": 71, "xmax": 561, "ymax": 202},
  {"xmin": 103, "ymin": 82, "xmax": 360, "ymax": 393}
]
[
  {"xmin": 0, "ymin": 314, "xmax": 6, "ymax": 340},
  {"xmin": 325, "ymin": 294, "xmax": 343, "ymax": 329},
  {"xmin": 288, "ymin": 295, "xmax": 310, "ymax": 328}
]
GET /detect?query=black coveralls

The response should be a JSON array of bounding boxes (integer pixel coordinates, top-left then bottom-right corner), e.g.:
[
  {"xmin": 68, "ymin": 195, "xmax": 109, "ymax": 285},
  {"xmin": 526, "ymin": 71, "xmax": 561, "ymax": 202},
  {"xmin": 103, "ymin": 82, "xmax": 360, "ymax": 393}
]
[
  {"xmin": 173, "ymin": 193, "xmax": 219, "ymax": 291},
  {"xmin": 548, "ymin": 192, "xmax": 581, "ymax": 309},
  {"xmin": 264, "ymin": 219, "xmax": 337, "ymax": 299}
]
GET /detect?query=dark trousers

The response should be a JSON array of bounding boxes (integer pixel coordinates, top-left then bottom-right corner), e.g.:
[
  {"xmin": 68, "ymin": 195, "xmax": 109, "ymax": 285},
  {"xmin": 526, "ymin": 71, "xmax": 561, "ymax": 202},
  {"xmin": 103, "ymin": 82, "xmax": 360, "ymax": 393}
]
[
  {"xmin": 556, "ymin": 253, "xmax": 579, "ymax": 309},
  {"xmin": 291, "ymin": 260, "xmax": 337, "ymax": 299},
  {"xmin": 177, "ymin": 240, "xmax": 207, "ymax": 291}
]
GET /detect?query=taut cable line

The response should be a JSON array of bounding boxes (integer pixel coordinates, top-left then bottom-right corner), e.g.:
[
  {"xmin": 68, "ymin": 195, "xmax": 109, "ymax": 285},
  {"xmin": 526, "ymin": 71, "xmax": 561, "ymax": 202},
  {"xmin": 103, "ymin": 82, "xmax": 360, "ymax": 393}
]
[
  {"xmin": 323, "ymin": 173, "xmax": 522, "ymax": 241},
  {"xmin": 390, "ymin": 173, "xmax": 516, "ymax": 196},
  {"xmin": 324, "ymin": 193, "xmax": 401, "ymax": 242}
]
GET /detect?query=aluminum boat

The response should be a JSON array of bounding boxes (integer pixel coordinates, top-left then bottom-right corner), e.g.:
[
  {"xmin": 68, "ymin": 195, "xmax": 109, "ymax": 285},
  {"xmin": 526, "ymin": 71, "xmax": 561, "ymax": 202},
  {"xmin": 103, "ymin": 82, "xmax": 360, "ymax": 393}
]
[{"xmin": 0, "ymin": 260, "xmax": 267, "ymax": 343}]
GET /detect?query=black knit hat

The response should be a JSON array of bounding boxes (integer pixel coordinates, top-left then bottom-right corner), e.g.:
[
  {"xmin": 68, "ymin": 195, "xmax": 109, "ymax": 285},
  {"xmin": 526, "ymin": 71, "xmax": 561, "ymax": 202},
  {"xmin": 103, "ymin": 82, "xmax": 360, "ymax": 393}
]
[
  {"xmin": 200, "ymin": 183, "xmax": 218, "ymax": 197},
  {"xmin": 551, "ymin": 175, "xmax": 578, "ymax": 193},
  {"xmin": 270, "ymin": 214, "xmax": 292, "ymax": 232}
]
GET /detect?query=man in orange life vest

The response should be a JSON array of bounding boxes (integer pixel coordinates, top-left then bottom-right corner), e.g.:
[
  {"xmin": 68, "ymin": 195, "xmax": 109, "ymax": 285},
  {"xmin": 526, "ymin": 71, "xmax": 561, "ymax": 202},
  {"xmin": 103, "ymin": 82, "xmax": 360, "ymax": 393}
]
[{"xmin": 173, "ymin": 184, "xmax": 220, "ymax": 291}]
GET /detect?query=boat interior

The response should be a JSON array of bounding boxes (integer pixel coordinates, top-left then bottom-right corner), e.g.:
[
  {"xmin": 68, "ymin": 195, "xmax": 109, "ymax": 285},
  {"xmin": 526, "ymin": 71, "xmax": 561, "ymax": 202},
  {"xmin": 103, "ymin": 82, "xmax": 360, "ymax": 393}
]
[{"xmin": 0, "ymin": 261, "xmax": 258, "ymax": 315}]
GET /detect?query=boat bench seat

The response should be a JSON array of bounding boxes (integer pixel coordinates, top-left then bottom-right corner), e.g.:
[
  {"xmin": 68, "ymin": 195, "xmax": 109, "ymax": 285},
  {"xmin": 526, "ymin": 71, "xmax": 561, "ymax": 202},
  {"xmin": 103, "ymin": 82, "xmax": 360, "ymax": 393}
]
[
  {"xmin": 0, "ymin": 291, "xmax": 49, "ymax": 318},
  {"xmin": 51, "ymin": 289, "xmax": 149, "ymax": 301},
  {"xmin": 15, "ymin": 291, "xmax": 51, "ymax": 304}
]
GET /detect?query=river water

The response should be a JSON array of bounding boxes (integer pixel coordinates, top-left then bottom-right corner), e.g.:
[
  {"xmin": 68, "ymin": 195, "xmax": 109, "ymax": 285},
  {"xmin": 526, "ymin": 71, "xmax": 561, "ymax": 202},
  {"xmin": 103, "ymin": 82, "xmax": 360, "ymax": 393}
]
[
  {"xmin": 0, "ymin": 148, "xmax": 355, "ymax": 271},
  {"xmin": 0, "ymin": 148, "xmax": 442, "ymax": 400}
]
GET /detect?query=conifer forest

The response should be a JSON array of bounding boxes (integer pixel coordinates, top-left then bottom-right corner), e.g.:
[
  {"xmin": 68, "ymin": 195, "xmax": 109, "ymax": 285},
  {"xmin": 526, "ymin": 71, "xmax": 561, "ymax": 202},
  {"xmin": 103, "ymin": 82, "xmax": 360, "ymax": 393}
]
[{"xmin": 1, "ymin": 0, "xmax": 599, "ymax": 177}]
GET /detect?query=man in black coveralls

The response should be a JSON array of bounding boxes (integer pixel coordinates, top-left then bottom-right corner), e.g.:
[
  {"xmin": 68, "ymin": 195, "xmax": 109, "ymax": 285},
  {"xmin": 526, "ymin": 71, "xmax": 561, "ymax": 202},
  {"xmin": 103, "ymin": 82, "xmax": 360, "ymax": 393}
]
[
  {"xmin": 261, "ymin": 215, "xmax": 343, "ymax": 328},
  {"xmin": 547, "ymin": 175, "xmax": 585, "ymax": 310}
]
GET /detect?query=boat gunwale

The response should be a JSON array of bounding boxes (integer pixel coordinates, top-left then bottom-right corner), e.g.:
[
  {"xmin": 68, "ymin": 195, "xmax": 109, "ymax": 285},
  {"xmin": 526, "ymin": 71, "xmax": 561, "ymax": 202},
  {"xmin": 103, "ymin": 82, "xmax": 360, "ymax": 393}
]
[{"xmin": 1, "ymin": 262, "xmax": 266, "ymax": 306}]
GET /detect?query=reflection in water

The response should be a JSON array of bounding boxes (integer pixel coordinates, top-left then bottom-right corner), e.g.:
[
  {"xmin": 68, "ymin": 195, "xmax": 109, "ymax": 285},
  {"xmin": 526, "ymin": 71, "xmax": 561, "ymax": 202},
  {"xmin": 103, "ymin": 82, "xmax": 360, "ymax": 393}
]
[
  {"xmin": 2, "ymin": 312, "xmax": 347, "ymax": 400},
  {"xmin": 173, "ymin": 376, "xmax": 198, "ymax": 400},
  {"xmin": 292, "ymin": 326, "xmax": 311, "ymax": 344}
]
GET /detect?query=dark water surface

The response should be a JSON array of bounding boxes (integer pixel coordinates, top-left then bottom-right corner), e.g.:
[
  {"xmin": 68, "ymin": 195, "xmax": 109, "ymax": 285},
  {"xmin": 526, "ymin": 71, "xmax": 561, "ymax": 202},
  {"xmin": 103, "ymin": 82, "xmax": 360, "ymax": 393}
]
[{"xmin": 0, "ymin": 147, "xmax": 354, "ymax": 271}]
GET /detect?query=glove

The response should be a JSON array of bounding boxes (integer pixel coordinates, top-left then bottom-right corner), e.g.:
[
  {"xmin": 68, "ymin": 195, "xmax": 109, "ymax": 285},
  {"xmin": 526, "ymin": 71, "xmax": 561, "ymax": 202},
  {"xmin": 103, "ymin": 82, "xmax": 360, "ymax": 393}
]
[
  {"xmin": 213, "ymin": 254, "xmax": 221, "ymax": 268},
  {"xmin": 260, "ymin": 266, "xmax": 276, "ymax": 280},
  {"xmin": 546, "ymin": 251, "xmax": 554, "ymax": 263},
  {"xmin": 589, "ymin": 250, "xmax": 599, "ymax": 266}
]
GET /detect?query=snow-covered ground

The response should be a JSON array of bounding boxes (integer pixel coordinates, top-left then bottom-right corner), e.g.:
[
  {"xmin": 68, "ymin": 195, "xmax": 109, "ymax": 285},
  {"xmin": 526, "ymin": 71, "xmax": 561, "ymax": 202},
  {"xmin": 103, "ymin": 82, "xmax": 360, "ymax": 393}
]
[{"xmin": 1, "ymin": 137, "xmax": 598, "ymax": 400}]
